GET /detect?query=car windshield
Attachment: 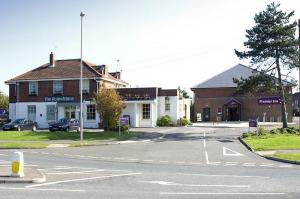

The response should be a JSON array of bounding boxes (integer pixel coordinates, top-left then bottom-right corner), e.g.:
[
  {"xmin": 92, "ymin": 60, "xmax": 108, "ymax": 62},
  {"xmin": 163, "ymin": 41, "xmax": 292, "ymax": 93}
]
[
  {"xmin": 58, "ymin": 118, "xmax": 69, "ymax": 124},
  {"xmin": 11, "ymin": 119, "xmax": 24, "ymax": 124}
]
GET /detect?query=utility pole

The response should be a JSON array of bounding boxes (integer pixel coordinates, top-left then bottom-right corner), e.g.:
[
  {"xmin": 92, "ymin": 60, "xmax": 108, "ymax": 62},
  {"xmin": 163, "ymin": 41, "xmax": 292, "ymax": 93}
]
[
  {"xmin": 298, "ymin": 19, "xmax": 300, "ymax": 129},
  {"xmin": 80, "ymin": 12, "xmax": 85, "ymax": 141}
]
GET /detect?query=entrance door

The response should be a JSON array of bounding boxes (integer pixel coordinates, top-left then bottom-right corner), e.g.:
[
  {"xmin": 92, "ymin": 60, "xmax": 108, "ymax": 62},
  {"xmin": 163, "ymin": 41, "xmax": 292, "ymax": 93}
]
[
  {"xmin": 228, "ymin": 106, "xmax": 239, "ymax": 121},
  {"xmin": 64, "ymin": 106, "xmax": 76, "ymax": 119},
  {"xmin": 203, "ymin": 107, "xmax": 210, "ymax": 122}
]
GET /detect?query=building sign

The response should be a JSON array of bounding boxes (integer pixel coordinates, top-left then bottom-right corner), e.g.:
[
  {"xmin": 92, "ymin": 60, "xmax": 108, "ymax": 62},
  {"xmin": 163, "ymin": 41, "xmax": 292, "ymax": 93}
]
[
  {"xmin": 120, "ymin": 117, "xmax": 129, "ymax": 125},
  {"xmin": 257, "ymin": 96, "xmax": 281, "ymax": 105},
  {"xmin": 45, "ymin": 96, "xmax": 75, "ymax": 102},
  {"xmin": 249, "ymin": 118, "xmax": 258, "ymax": 127},
  {"xmin": 123, "ymin": 94, "xmax": 154, "ymax": 101}
]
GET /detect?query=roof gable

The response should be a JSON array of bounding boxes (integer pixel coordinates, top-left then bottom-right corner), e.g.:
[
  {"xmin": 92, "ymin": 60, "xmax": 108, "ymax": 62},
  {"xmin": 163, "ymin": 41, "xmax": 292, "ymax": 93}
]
[{"xmin": 192, "ymin": 64, "xmax": 256, "ymax": 89}]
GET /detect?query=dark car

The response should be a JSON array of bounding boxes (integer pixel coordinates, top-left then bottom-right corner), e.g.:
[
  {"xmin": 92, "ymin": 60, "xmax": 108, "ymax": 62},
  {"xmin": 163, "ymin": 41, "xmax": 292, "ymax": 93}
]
[
  {"xmin": 49, "ymin": 118, "xmax": 80, "ymax": 132},
  {"xmin": 2, "ymin": 118, "xmax": 37, "ymax": 131}
]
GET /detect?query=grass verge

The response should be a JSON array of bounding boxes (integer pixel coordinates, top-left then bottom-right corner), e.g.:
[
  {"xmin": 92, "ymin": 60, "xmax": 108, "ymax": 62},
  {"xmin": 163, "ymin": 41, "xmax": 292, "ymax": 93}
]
[
  {"xmin": 243, "ymin": 134, "xmax": 300, "ymax": 151},
  {"xmin": 0, "ymin": 142, "xmax": 48, "ymax": 149},
  {"xmin": 270, "ymin": 153, "xmax": 300, "ymax": 162},
  {"xmin": 0, "ymin": 131, "xmax": 140, "ymax": 141}
]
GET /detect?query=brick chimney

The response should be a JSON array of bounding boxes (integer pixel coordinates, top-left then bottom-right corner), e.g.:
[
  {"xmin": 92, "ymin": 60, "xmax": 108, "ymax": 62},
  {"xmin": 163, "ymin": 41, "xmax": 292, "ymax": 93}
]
[{"xmin": 49, "ymin": 52, "xmax": 55, "ymax": 67}]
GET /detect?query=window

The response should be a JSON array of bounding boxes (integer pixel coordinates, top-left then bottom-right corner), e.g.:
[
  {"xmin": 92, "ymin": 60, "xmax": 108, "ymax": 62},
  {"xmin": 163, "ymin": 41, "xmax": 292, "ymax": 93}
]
[
  {"xmin": 87, "ymin": 104, "xmax": 96, "ymax": 120},
  {"xmin": 165, "ymin": 97, "xmax": 170, "ymax": 111},
  {"xmin": 27, "ymin": 105, "xmax": 36, "ymax": 121},
  {"xmin": 53, "ymin": 80, "xmax": 63, "ymax": 95},
  {"xmin": 29, "ymin": 82, "xmax": 38, "ymax": 96},
  {"xmin": 46, "ymin": 105, "xmax": 56, "ymax": 121},
  {"xmin": 82, "ymin": 79, "xmax": 89, "ymax": 94},
  {"xmin": 142, "ymin": 104, "xmax": 150, "ymax": 119}
]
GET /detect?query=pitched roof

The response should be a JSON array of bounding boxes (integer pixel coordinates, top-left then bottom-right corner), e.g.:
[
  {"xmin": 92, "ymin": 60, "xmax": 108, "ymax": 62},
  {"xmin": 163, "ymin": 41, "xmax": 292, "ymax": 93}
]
[
  {"xmin": 5, "ymin": 59, "xmax": 128, "ymax": 85},
  {"xmin": 192, "ymin": 64, "xmax": 256, "ymax": 89}
]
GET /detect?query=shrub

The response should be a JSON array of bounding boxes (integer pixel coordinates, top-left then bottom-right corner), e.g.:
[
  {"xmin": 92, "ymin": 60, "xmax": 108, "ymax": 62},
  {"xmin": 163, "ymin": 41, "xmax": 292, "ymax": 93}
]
[
  {"xmin": 177, "ymin": 118, "xmax": 189, "ymax": 126},
  {"xmin": 157, "ymin": 115, "xmax": 173, "ymax": 126}
]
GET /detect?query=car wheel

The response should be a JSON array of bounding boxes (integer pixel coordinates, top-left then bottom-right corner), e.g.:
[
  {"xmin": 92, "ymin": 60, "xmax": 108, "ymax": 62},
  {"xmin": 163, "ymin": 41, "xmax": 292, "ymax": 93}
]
[
  {"xmin": 32, "ymin": 125, "xmax": 37, "ymax": 132},
  {"xmin": 77, "ymin": 127, "xmax": 80, "ymax": 132},
  {"xmin": 17, "ymin": 126, "xmax": 21, "ymax": 131},
  {"xmin": 65, "ymin": 127, "xmax": 70, "ymax": 132}
]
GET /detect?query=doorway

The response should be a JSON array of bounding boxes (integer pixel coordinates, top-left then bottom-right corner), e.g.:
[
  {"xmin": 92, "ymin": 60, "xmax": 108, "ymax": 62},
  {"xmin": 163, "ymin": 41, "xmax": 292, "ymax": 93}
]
[
  {"xmin": 203, "ymin": 107, "xmax": 210, "ymax": 122},
  {"xmin": 227, "ymin": 106, "xmax": 239, "ymax": 121}
]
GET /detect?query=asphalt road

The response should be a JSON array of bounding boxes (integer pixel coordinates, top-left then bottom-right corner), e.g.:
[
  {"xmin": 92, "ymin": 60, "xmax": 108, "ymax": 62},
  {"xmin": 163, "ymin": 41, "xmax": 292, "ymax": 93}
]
[{"xmin": 0, "ymin": 126, "xmax": 299, "ymax": 199}]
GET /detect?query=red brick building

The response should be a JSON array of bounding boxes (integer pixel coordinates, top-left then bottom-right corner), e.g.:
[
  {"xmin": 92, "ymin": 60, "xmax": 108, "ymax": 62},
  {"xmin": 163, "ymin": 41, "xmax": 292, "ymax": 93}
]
[
  {"xmin": 5, "ymin": 52, "xmax": 128, "ymax": 128},
  {"xmin": 191, "ymin": 64, "xmax": 293, "ymax": 122}
]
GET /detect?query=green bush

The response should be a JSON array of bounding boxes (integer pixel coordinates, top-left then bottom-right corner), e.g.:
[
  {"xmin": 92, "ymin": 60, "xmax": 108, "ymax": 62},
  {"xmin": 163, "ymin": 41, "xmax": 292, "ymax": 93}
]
[
  {"xmin": 157, "ymin": 115, "xmax": 173, "ymax": 126},
  {"xmin": 177, "ymin": 118, "xmax": 189, "ymax": 126},
  {"xmin": 121, "ymin": 125, "xmax": 130, "ymax": 132}
]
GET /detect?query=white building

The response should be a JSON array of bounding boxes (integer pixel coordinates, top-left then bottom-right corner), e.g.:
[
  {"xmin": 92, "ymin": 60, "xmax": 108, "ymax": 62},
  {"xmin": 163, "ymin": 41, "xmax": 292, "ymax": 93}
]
[{"xmin": 117, "ymin": 87, "xmax": 191, "ymax": 127}]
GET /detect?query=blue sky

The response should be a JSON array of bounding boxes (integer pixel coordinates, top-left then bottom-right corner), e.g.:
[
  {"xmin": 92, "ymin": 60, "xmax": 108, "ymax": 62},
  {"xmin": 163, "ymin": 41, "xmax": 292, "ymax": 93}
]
[{"xmin": 1, "ymin": 0, "xmax": 299, "ymax": 95}]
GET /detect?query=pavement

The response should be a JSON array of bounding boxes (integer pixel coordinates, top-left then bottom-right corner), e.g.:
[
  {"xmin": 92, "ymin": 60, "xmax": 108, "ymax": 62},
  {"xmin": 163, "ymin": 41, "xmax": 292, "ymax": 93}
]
[{"xmin": 0, "ymin": 166, "xmax": 45, "ymax": 183}]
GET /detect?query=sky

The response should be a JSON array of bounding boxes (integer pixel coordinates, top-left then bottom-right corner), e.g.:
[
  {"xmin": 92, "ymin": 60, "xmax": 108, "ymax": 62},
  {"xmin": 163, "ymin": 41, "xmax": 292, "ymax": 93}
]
[{"xmin": 0, "ymin": 0, "xmax": 299, "ymax": 95}]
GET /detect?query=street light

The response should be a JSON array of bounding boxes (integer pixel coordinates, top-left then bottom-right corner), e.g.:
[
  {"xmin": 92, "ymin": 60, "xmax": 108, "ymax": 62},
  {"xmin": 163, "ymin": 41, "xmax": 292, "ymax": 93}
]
[{"xmin": 80, "ymin": 12, "xmax": 85, "ymax": 141}]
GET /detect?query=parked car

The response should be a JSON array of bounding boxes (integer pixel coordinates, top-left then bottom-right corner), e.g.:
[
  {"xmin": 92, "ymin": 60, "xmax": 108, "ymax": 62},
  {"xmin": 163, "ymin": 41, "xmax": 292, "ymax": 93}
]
[
  {"xmin": 49, "ymin": 118, "xmax": 80, "ymax": 132},
  {"xmin": 2, "ymin": 118, "xmax": 37, "ymax": 131}
]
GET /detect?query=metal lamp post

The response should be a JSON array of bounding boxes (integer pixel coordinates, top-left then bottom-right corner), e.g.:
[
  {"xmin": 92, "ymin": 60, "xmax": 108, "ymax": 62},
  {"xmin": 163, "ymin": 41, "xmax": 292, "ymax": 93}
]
[{"xmin": 80, "ymin": 12, "xmax": 85, "ymax": 141}]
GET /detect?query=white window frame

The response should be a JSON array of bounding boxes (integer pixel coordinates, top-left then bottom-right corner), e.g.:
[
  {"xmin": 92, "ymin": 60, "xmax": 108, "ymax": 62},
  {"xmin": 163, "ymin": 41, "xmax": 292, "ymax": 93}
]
[
  {"xmin": 142, "ymin": 104, "xmax": 151, "ymax": 119},
  {"xmin": 29, "ymin": 81, "xmax": 38, "ymax": 96},
  {"xmin": 27, "ymin": 105, "xmax": 36, "ymax": 121},
  {"xmin": 46, "ymin": 105, "xmax": 56, "ymax": 121},
  {"xmin": 86, "ymin": 104, "xmax": 96, "ymax": 121},
  {"xmin": 82, "ymin": 79, "xmax": 90, "ymax": 94},
  {"xmin": 165, "ymin": 97, "xmax": 170, "ymax": 111},
  {"xmin": 53, "ymin": 80, "xmax": 63, "ymax": 95}
]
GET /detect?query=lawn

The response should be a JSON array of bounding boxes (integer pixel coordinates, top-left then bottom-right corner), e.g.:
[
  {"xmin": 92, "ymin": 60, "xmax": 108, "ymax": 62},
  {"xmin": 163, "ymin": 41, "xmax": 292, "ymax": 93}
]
[
  {"xmin": 0, "ymin": 142, "xmax": 49, "ymax": 149},
  {"xmin": 0, "ymin": 131, "xmax": 140, "ymax": 141},
  {"xmin": 243, "ymin": 134, "xmax": 300, "ymax": 151},
  {"xmin": 270, "ymin": 153, "xmax": 300, "ymax": 162}
]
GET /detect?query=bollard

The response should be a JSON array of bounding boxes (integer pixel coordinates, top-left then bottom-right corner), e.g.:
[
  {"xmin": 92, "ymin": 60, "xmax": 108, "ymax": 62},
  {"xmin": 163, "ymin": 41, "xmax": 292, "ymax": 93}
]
[{"xmin": 11, "ymin": 151, "xmax": 24, "ymax": 177}]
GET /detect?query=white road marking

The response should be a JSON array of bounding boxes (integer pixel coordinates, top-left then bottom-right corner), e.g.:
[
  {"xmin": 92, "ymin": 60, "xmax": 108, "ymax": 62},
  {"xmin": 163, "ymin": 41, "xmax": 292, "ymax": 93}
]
[
  {"xmin": 128, "ymin": 158, "xmax": 139, "ymax": 161},
  {"xmin": 0, "ymin": 154, "xmax": 9, "ymax": 156},
  {"xmin": 208, "ymin": 161, "xmax": 221, "ymax": 165},
  {"xmin": 225, "ymin": 162, "xmax": 238, "ymax": 164},
  {"xmin": 224, "ymin": 163, "xmax": 237, "ymax": 166},
  {"xmin": 223, "ymin": 147, "xmax": 244, "ymax": 156},
  {"xmin": 26, "ymin": 172, "xmax": 141, "ymax": 188},
  {"xmin": 260, "ymin": 164, "xmax": 274, "ymax": 167},
  {"xmin": 205, "ymin": 151, "xmax": 209, "ymax": 164},
  {"xmin": 203, "ymin": 133, "xmax": 206, "ymax": 148},
  {"xmin": 113, "ymin": 157, "xmax": 125, "ymax": 160},
  {"xmin": 0, "ymin": 186, "xmax": 84, "ymax": 192},
  {"xmin": 174, "ymin": 161, "xmax": 186, "ymax": 164},
  {"xmin": 189, "ymin": 162, "xmax": 203, "ymax": 165},
  {"xmin": 176, "ymin": 173, "xmax": 268, "ymax": 178},
  {"xmin": 279, "ymin": 164, "xmax": 293, "ymax": 168},
  {"xmin": 46, "ymin": 169, "xmax": 105, "ymax": 175},
  {"xmin": 143, "ymin": 160, "xmax": 154, "ymax": 162},
  {"xmin": 160, "ymin": 192, "xmax": 285, "ymax": 195},
  {"xmin": 140, "ymin": 181, "xmax": 250, "ymax": 188},
  {"xmin": 158, "ymin": 161, "xmax": 169, "ymax": 163}
]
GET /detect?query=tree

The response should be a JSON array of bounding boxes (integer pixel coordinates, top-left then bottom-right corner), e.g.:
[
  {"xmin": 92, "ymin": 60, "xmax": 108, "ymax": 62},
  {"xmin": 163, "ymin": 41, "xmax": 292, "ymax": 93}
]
[
  {"xmin": 178, "ymin": 86, "xmax": 191, "ymax": 99},
  {"xmin": 94, "ymin": 88, "xmax": 124, "ymax": 130},
  {"xmin": 234, "ymin": 2, "xmax": 299, "ymax": 128},
  {"xmin": 0, "ymin": 91, "xmax": 8, "ymax": 110}
]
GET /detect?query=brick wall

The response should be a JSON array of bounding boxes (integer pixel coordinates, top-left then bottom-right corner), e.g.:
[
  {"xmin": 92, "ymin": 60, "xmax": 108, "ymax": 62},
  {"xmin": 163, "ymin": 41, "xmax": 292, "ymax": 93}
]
[
  {"xmin": 9, "ymin": 79, "xmax": 98, "ymax": 103},
  {"xmin": 193, "ymin": 87, "xmax": 293, "ymax": 122}
]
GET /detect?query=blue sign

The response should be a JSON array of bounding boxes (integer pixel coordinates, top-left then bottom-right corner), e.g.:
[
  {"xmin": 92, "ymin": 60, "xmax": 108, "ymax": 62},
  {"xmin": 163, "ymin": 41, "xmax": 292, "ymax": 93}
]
[
  {"xmin": 120, "ymin": 117, "xmax": 129, "ymax": 125},
  {"xmin": 258, "ymin": 96, "xmax": 281, "ymax": 105},
  {"xmin": 249, "ymin": 118, "xmax": 258, "ymax": 127},
  {"xmin": 45, "ymin": 96, "xmax": 75, "ymax": 102},
  {"xmin": 0, "ymin": 109, "xmax": 6, "ymax": 117}
]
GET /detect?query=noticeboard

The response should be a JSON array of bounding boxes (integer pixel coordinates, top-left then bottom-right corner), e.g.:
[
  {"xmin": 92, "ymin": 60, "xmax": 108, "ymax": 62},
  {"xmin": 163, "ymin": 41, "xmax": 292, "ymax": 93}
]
[{"xmin": 249, "ymin": 118, "xmax": 258, "ymax": 127}]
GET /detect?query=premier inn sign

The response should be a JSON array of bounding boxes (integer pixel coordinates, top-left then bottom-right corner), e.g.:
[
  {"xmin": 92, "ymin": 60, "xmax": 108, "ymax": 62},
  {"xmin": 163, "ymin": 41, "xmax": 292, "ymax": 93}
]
[
  {"xmin": 45, "ymin": 96, "xmax": 75, "ymax": 102},
  {"xmin": 257, "ymin": 96, "xmax": 281, "ymax": 105}
]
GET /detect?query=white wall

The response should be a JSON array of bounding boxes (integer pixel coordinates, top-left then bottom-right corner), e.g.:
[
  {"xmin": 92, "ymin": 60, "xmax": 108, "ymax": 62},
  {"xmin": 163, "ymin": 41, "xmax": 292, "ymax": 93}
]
[
  {"xmin": 158, "ymin": 96, "xmax": 179, "ymax": 124},
  {"xmin": 9, "ymin": 103, "xmax": 16, "ymax": 121},
  {"xmin": 14, "ymin": 102, "xmax": 56, "ymax": 128}
]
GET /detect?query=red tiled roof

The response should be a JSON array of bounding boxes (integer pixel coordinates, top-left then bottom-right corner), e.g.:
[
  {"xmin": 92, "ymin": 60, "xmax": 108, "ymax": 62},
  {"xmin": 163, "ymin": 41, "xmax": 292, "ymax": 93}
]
[{"xmin": 6, "ymin": 59, "xmax": 128, "ymax": 85}]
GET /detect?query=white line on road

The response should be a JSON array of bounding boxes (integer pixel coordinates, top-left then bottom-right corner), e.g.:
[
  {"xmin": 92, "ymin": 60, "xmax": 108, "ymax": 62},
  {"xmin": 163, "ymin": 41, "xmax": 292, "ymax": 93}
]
[
  {"xmin": 0, "ymin": 154, "xmax": 9, "ymax": 156},
  {"xmin": 158, "ymin": 161, "xmax": 169, "ymax": 163},
  {"xmin": 278, "ymin": 164, "xmax": 294, "ymax": 168},
  {"xmin": 26, "ymin": 173, "xmax": 141, "ymax": 188},
  {"xmin": 140, "ymin": 181, "xmax": 250, "ymax": 188},
  {"xmin": 205, "ymin": 151, "xmax": 209, "ymax": 164},
  {"xmin": 176, "ymin": 173, "xmax": 268, "ymax": 178},
  {"xmin": 223, "ymin": 147, "xmax": 244, "ymax": 156},
  {"xmin": 46, "ymin": 169, "xmax": 105, "ymax": 175},
  {"xmin": 260, "ymin": 164, "xmax": 274, "ymax": 167},
  {"xmin": 142, "ymin": 160, "xmax": 154, "ymax": 162},
  {"xmin": 203, "ymin": 133, "xmax": 206, "ymax": 148},
  {"xmin": 0, "ymin": 186, "xmax": 84, "ymax": 192},
  {"xmin": 160, "ymin": 192, "xmax": 285, "ymax": 195}
]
